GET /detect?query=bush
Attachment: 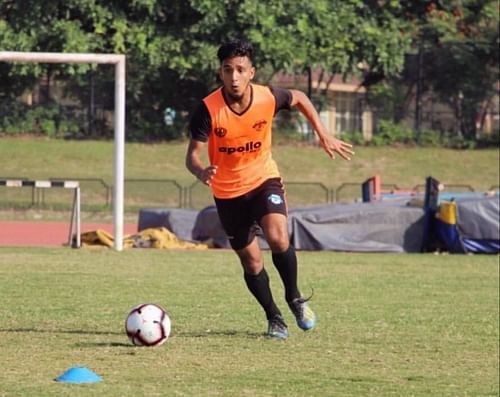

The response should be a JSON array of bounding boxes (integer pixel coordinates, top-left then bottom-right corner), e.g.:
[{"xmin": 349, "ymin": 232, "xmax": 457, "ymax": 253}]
[
  {"xmin": 476, "ymin": 131, "xmax": 500, "ymax": 148},
  {"xmin": 0, "ymin": 102, "xmax": 82, "ymax": 137},
  {"xmin": 371, "ymin": 120, "xmax": 414, "ymax": 146},
  {"xmin": 369, "ymin": 120, "xmax": 474, "ymax": 148},
  {"xmin": 418, "ymin": 128, "xmax": 442, "ymax": 147},
  {"xmin": 341, "ymin": 131, "xmax": 365, "ymax": 145},
  {"xmin": 445, "ymin": 135, "xmax": 477, "ymax": 149},
  {"xmin": 127, "ymin": 113, "xmax": 188, "ymax": 142}
]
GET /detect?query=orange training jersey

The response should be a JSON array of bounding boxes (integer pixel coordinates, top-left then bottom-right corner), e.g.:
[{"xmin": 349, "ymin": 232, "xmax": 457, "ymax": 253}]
[{"xmin": 203, "ymin": 84, "xmax": 280, "ymax": 198}]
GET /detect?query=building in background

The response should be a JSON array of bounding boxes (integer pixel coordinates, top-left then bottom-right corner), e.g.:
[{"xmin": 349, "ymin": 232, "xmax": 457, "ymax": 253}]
[
  {"xmin": 272, "ymin": 70, "xmax": 499, "ymax": 141},
  {"xmin": 272, "ymin": 71, "xmax": 373, "ymax": 141}
]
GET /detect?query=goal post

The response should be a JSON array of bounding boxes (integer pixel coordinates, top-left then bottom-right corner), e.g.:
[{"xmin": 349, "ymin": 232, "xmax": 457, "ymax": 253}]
[{"xmin": 0, "ymin": 51, "xmax": 126, "ymax": 251}]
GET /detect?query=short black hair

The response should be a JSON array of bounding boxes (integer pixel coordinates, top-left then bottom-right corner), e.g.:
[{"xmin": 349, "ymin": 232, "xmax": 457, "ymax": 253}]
[{"xmin": 217, "ymin": 40, "xmax": 254, "ymax": 64}]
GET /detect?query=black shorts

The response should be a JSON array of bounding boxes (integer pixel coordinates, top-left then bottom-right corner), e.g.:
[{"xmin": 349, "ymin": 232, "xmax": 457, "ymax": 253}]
[{"xmin": 214, "ymin": 178, "xmax": 287, "ymax": 250}]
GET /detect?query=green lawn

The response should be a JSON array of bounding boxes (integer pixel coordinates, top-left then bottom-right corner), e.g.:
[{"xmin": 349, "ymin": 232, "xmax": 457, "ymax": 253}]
[
  {"xmin": 1, "ymin": 137, "xmax": 498, "ymax": 189},
  {"xmin": 0, "ymin": 248, "xmax": 498, "ymax": 396},
  {"xmin": 0, "ymin": 137, "xmax": 498, "ymax": 213}
]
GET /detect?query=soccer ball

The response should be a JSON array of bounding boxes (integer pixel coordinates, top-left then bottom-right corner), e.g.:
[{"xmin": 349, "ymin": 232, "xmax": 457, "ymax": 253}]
[{"xmin": 125, "ymin": 303, "xmax": 171, "ymax": 346}]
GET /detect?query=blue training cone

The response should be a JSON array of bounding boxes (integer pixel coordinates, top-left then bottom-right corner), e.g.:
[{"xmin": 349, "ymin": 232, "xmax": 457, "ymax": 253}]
[{"xmin": 55, "ymin": 367, "xmax": 102, "ymax": 384}]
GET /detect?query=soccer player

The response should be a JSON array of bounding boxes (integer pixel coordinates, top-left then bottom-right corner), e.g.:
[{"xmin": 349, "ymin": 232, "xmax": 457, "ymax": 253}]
[{"xmin": 186, "ymin": 39, "xmax": 354, "ymax": 339}]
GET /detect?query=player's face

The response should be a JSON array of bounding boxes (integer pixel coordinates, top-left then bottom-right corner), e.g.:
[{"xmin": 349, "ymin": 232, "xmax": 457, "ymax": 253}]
[{"xmin": 219, "ymin": 56, "xmax": 255, "ymax": 101}]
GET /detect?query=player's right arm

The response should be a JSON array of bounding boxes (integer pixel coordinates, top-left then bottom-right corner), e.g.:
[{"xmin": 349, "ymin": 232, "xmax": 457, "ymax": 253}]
[
  {"xmin": 186, "ymin": 102, "xmax": 218, "ymax": 186},
  {"xmin": 185, "ymin": 139, "xmax": 217, "ymax": 186}
]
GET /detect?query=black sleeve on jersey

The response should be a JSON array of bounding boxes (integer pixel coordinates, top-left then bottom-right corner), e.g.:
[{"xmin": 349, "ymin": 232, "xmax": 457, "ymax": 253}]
[
  {"xmin": 188, "ymin": 101, "xmax": 211, "ymax": 142},
  {"xmin": 269, "ymin": 86, "xmax": 293, "ymax": 114}
]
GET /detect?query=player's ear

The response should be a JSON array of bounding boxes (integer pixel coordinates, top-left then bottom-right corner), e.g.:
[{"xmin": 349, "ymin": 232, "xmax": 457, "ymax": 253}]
[{"xmin": 250, "ymin": 66, "xmax": 255, "ymax": 80}]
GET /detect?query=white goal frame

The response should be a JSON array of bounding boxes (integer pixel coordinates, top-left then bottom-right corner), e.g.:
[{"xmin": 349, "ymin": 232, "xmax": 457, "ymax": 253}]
[{"xmin": 0, "ymin": 51, "xmax": 126, "ymax": 251}]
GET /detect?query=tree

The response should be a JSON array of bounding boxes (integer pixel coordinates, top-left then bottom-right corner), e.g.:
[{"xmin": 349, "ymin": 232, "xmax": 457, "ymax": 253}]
[
  {"xmin": 0, "ymin": 0, "xmax": 209, "ymax": 138},
  {"xmin": 423, "ymin": 0, "xmax": 499, "ymax": 139},
  {"xmin": 366, "ymin": 0, "xmax": 499, "ymax": 140},
  {"xmin": 188, "ymin": 0, "xmax": 412, "ymax": 125},
  {"xmin": 1, "ymin": 0, "xmax": 413, "ymax": 140}
]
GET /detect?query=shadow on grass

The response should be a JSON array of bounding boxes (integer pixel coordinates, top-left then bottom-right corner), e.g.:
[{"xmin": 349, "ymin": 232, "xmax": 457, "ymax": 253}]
[
  {"xmin": 0, "ymin": 327, "xmax": 265, "ymax": 341},
  {"xmin": 66, "ymin": 330, "xmax": 266, "ymax": 348},
  {"xmin": 74, "ymin": 341, "xmax": 131, "ymax": 347},
  {"xmin": 0, "ymin": 327, "xmax": 264, "ymax": 338},
  {"xmin": 74, "ymin": 331, "xmax": 265, "ymax": 349},
  {"xmin": 0, "ymin": 327, "xmax": 131, "ymax": 347},
  {"xmin": 176, "ymin": 329, "xmax": 264, "ymax": 339},
  {"xmin": 0, "ymin": 327, "xmax": 122, "ymax": 336}
]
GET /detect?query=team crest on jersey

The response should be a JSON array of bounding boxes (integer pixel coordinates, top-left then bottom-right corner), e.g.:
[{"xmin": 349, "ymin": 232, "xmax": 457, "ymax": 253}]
[
  {"xmin": 214, "ymin": 127, "xmax": 227, "ymax": 137},
  {"xmin": 252, "ymin": 119, "xmax": 267, "ymax": 131},
  {"xmin": 268, "ymin": 194, "xmax": 283, "ymax": 205}
]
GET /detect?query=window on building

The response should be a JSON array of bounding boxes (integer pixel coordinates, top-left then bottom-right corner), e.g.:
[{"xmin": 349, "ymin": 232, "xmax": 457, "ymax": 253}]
[{"xmin": 334, "ymin": 92, "xmax": 363, "ymax": 134}]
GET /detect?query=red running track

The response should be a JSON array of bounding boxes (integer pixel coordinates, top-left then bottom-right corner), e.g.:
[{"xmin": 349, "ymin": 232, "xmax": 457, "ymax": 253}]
[{"xmin": 0, "ymin": 221, "xmax": 138, "ymax": 247}]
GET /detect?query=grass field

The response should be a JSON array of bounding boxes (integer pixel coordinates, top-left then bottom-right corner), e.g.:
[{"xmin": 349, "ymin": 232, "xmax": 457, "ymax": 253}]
[
  {"xmin": 0, "ymin": 138, "xmax": 498, "ymax": 190},
  {"xmin": 0, "ymin": 248, "xmax": 498, "ymax": 396}
]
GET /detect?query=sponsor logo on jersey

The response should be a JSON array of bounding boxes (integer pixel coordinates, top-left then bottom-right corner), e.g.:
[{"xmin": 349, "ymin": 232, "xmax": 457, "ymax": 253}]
[
  {"xmin": 218, "ymin": 141, "xmax": 262, "ymax": 155},
  {"xmin": 252, "ymin": 119, "xmax": 267, "ymax": 131},
  {"xmin": 214, "ymin": 127, "xmax": 227, "ymax": 137},
  {"xmin": 268, "ymin": 194, "xmax": 283, "ymax": 205}
]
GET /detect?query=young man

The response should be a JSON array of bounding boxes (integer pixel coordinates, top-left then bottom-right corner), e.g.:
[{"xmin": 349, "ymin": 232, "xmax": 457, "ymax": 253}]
[{"xmin": 186, "ymin": 40, "xmax": 354, "ymax": 339}]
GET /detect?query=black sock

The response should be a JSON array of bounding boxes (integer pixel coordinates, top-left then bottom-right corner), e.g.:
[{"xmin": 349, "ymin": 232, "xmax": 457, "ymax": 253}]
[
  {"xmin": 244, "ymin": 268, "xmax": 281, "ymax": 320},
  {"xmin": 272, "ymin": 245, "xmax": 300, "ymax": 303}
]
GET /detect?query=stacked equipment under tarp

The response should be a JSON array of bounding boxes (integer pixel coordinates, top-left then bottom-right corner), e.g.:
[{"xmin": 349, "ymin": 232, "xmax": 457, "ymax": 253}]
[
  {"xmin": 189, "ymin": 202, "xmax": 426, "ymax": 253},
  {"xmin": 435, "ymin": 195, "xmax": 500, "ymax": 254},
  {"xmin": 138, "ymin": 176, "xmax": 431, "ymax": 252},
  {"xmin": 138, "ymin": 208, "xmax": 199, "ymax": 242},
  {"xmin": 136, "ymin": 176, "xmax": 497, "ymax": 253},
  {"xmin": 288, "ymin": 202, "xmax": 425, "ymax": 252}
]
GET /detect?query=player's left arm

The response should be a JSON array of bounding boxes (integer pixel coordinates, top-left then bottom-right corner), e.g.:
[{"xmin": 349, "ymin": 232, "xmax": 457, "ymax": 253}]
[{"xmin": 289, "ymin": 89, "xmax": 355, "ymax": 161}]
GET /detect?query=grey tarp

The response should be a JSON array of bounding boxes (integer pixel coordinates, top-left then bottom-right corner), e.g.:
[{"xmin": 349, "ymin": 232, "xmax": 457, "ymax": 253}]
[
  {"xmin": 288, "ymin": 202, "xmax": 425, "ymax": 252},
  {"xmin": 188, "ymin": 202, "xmax": 426, "ymax": 252},
  {"xmin": 138, "ymin": 208, "xmax": 199, "ymax": 242},
  {"xmin": 191, "ymin": 206, "xmax": 231, "ymax": 248},
  {"xmin": 455, "ymin": 196, "xmax": 499, "ymax": 240}
]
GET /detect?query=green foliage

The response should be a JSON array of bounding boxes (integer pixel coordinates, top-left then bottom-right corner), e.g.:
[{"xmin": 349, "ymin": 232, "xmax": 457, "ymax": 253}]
[
  {"xmin": 234, "ymin": 0, "xmax": 411, "ymax": 77},
  {"xmin": 0, "ymin": 0, "xmax": 413, "ymax": 141},
  {"xmin": 445, "ymin": 134, "xmax": 477, "ymax": 150},
  {"xmin": 126, "ymin": 111, "xmax": 188, "ymax": 142},
  {"xmin": 365, "ymin": 80, "xmax": 410, "ymax": 123},
  {"xmin": 477, "ymin": 130, "xmax": 500, "ymax": 148},
  {"xmin": 418, "ymin": 128, "xmax": 442, "ymax": 147},
  {"xmin": 374, "ymin": 0, "xmax": 499, "ymax": 139},
  {"xmin": 368, "ymin": 120, "xmax": 482, "ymax": 149},
  {"xmin": 0, "ymin": 0, "xmax": 496, "ymax": 142},
  {"xmin": 0, "ymin": 102, "xmax": 81, "ymax": 137},
  {"xmin": 340, "ymin": 131, "xmax": 365, "ymax": 146},
  {"xmin": 371, "ymin": 120, "xmax": 414, "ymax": 146}
]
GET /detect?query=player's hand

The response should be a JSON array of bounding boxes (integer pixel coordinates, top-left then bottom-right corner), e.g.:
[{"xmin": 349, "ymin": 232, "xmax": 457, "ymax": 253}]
[
  {"xmin": 198, "ymin": 165, "xmax": 218, "ymax": 186},
  {"xmin": 319, "ymin": 136, "xmax": 355, "ymax": 161}
]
